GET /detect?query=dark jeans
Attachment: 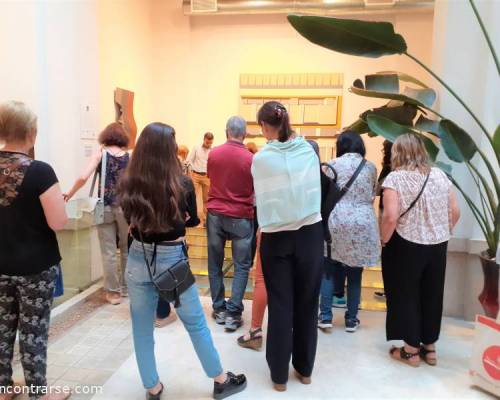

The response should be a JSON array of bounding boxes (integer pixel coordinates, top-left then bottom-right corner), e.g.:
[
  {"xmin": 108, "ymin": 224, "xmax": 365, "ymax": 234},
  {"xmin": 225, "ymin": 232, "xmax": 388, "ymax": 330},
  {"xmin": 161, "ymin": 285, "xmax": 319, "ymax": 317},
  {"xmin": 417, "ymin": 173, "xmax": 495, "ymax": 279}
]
[
  {"xmin": 260, "ymin": 222, "xmax": 323, "ymax": 385},
  {"xmin": 382, "ymin": 232, "xmax": 448, "ymax": 348},
  {"xmin": 319, "ymin": 261, "xmax": 363, "ymax": 322},
  {"xmin": 207, "ymin": 211, "xmax": 254, "ymax": 315}
]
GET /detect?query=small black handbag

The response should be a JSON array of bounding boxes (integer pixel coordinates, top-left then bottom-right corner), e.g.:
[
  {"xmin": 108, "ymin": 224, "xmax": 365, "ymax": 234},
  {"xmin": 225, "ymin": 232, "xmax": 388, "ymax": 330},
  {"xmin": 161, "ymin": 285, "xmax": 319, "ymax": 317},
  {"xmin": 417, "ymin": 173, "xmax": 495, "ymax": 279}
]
[{"xmin": 138, "ymin": 232, "xmax": 195, "ymax": 308}]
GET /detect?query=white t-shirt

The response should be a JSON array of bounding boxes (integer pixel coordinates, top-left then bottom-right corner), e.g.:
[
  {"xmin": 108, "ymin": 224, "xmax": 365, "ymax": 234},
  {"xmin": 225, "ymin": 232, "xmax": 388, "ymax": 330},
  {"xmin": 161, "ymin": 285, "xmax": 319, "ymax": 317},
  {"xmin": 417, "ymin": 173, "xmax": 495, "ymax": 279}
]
[{"xmin": 382, "ymin": 167, "xmax": 452, "ymax": 245}]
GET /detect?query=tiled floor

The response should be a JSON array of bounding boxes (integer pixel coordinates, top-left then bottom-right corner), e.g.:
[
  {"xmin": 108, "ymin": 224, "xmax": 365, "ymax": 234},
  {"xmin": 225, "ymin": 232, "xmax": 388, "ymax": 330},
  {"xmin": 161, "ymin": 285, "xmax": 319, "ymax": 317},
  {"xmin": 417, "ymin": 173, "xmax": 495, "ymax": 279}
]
[
  {"xmin": 12, "ymin": 299, "xmax": 134, "ymax": 400},
  {"xmin": 11, "ymin": 295, "xmax": 494, "ymax": 400}
]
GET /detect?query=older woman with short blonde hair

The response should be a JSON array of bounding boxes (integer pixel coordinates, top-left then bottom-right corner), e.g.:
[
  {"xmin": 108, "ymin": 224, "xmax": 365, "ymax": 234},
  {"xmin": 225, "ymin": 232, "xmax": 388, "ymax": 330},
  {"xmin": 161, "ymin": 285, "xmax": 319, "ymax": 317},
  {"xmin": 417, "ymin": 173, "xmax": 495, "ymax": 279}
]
[
  {"xmin": 380, "ymin": 134, "xmax": 460, "ymax": 367},
  {"xmin": 0, "ymin": 101, "xmax": 69, "ymax": 400}
]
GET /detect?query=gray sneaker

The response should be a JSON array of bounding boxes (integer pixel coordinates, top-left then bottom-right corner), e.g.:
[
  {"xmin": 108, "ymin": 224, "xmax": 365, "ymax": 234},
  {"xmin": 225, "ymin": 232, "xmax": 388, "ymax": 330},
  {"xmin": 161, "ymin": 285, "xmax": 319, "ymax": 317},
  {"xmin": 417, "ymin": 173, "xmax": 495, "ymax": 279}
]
[
  {"xmin": 225, "ymin": 314, "xmax": 243, "ymax": 332},
  {"xmin": 212, "ymin": 309, "xmax": 226, "ymax": 325}
]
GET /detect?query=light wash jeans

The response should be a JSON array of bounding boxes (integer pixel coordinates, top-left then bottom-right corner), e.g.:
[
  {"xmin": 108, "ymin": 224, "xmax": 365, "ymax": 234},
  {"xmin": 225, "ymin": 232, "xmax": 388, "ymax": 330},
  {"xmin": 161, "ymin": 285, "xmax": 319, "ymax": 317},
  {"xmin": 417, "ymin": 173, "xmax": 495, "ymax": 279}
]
[{"xmin": 126, "ymin": 240, "xmax": 223, "ymax": 389}]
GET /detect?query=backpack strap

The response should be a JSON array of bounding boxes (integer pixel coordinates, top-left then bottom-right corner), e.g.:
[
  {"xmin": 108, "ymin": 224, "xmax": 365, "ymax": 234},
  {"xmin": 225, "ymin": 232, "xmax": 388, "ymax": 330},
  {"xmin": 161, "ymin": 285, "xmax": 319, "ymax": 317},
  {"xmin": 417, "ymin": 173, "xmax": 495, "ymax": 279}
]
[{"xmin": 399, "ymin": 172, "xmax": 431, "ymax": 218}]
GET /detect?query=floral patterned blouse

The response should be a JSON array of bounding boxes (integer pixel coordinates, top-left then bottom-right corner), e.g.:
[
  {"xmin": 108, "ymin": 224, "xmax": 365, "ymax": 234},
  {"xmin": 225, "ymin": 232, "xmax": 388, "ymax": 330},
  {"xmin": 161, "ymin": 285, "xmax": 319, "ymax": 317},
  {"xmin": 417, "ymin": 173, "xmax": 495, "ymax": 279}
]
[
  {"xmin": 98, "ymin": 152, "xmax": 129, "ymax": 206},
  {"xmin": 327, "ymin": 153, "xmax": 381, "ymax": 267},
  {"xmin": 382, "ymin": 167, "xmax": 452, "ymax": 245}
]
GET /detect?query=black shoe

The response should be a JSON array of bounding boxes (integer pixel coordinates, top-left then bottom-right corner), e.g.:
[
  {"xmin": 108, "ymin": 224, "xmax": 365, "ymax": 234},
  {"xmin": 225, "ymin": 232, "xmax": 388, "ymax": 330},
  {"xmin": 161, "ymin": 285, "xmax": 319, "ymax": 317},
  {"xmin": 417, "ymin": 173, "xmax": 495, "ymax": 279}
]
[
  {"xmin": 212, "ymin": 309, "xmax": 226, "ymax": 325},
  {"xmin": 213, "ymin": 372, "xmax": 247, "ymax": 399},
  {"xmin": 345, "ymin": 318, "xmax": 360, "ymax": 333},
  {"xmin": 225, "ymin": 313, "xmax": 243, "ymax": 332},
  {"xmin": 146, "ymin": 383, "xmax": 164, "ymax": 400}
]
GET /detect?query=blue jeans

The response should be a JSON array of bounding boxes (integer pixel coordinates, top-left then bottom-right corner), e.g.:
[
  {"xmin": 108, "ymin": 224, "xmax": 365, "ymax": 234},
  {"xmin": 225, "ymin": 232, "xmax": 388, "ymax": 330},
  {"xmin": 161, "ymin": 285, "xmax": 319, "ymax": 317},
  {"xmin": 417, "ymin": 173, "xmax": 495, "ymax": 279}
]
[
  {"xmin": 319, "ymin": 260, "xmax": 363, "ymax": 322},
  {"xmin": 206, "ymin": 212, "xmax": 253, "ymax": 315},
  {"xmin": 127, "ymin": 240, "xmax": 223, "ymax": 389}
]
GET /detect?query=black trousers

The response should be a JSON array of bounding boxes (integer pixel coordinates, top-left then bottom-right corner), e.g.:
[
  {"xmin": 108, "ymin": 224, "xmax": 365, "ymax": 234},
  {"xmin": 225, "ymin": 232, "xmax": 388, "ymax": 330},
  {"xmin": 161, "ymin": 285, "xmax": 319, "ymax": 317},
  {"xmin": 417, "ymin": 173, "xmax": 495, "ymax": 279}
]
[
  {"xmin": 382, "ymin": 232, "xmax": 448, "ymax": 348},
  {"xmin": 260, "ymin": 221, "xmax": 323, "ymax": 384}
]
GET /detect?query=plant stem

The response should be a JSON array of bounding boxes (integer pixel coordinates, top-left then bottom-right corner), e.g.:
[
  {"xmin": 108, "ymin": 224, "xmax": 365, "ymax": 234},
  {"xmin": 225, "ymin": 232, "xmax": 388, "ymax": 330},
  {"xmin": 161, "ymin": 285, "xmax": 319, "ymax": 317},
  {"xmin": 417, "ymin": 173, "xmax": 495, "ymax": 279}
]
[
  {"xmin": 469, "ymin": 0, "xmax": 500, "ymax": 75},
  {"xmin": 404, "ymin": 52, "xmax": 497, "ymax": 163}
]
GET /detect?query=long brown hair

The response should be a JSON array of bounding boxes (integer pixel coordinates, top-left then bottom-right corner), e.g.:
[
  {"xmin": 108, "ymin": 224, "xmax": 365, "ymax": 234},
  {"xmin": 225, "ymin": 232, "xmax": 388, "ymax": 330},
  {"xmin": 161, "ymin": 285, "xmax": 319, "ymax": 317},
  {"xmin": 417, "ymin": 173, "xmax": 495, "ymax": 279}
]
[{"xmin": 119, "ymin": 122, "xmax": 183, "ymax": 233}]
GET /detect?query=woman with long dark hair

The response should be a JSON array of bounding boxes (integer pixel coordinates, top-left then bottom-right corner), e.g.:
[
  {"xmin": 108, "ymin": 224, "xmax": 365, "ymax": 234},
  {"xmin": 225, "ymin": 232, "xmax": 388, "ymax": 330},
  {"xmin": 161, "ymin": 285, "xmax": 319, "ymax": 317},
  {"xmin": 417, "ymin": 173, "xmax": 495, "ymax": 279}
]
[
  {"xmin": 120, "ymin": 123, "xmax": 246, "ymax": 400},
  {"xmin": 251, "ymin": 101, "xmax": 323, "ymax": 391}
]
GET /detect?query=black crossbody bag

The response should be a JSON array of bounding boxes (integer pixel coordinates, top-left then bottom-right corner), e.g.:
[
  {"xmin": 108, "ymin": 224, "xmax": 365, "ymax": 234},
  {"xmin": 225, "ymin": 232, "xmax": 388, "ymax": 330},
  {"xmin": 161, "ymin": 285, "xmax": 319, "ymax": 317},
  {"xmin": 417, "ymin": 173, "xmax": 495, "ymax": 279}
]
[{"xmin": 137, "ymin": 231, "xmax": 195, "ymax": 308}]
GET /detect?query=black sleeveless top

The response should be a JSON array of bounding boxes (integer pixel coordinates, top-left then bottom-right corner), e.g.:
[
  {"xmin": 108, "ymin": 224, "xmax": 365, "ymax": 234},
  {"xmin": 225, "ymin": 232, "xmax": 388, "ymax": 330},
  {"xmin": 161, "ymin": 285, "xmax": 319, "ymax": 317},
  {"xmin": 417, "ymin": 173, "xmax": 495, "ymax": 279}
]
[{"xmin": 0, "ymin": 151, "xmax": 61, "ymax": 276}]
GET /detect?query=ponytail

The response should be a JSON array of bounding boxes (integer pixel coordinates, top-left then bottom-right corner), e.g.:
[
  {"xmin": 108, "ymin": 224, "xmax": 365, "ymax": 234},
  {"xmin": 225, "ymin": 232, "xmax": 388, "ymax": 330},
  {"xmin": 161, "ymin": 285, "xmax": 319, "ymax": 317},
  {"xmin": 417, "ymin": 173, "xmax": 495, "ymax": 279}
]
[{"xmin": 257, "ymin": 101, "xmax": 293, "ymax": 142}]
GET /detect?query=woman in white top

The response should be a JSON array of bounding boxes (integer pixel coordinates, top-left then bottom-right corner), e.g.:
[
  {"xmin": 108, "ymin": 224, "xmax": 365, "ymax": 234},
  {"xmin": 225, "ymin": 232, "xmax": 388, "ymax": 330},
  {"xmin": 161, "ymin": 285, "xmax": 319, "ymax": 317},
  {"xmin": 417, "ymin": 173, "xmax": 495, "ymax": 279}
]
[{"xmin": 380, "ymin": 134, "xmax": 460, "ymax": 367}]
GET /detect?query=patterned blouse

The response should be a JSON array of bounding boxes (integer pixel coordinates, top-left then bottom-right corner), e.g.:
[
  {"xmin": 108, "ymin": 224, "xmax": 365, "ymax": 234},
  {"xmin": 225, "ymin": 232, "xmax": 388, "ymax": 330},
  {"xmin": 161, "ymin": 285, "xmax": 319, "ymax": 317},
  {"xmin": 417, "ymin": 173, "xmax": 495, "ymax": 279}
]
[
  {"xmin": 98, "ymin": 152, "xmax": 129, "ymax": 206},
  {"xmin": 327, "ymin": 153, "xmax": 381, "ymax": 267},
  {"xmin": 382, "ymin": 167, "xmax": 452, "ymax": 245}
]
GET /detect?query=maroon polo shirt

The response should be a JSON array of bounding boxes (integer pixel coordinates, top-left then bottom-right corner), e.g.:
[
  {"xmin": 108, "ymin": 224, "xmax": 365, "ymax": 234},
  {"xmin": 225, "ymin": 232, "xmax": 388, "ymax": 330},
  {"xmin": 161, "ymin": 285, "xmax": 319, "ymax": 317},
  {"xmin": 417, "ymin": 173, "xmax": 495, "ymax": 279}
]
[{"xmin": 207, "ymin": 140, "xmax": 254, "ymax": 219}]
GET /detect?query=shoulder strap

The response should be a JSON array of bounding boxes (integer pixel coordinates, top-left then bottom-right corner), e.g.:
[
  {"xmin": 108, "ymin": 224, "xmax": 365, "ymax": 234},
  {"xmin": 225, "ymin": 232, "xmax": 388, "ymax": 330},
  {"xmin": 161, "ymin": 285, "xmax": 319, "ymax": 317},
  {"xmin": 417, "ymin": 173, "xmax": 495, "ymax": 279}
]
[
  {"xmin": 400, "ymin": 172, "xmax": 431, "ymax": 218},
  {"xmin": 341, "ymin": 158, "xmax": 367, "ymax": 194},
  {"xmin": 89, "ymin": 150, "xmax": 107, "ymax": 198}
]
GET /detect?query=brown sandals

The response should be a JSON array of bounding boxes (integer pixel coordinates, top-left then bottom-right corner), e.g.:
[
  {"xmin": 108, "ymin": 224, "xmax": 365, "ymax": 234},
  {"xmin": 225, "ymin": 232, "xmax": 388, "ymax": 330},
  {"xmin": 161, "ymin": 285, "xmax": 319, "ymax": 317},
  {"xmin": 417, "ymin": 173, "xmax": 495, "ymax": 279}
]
[
  {"xmin": 420, "ymin": 346, "xmax": 437, "ymax": 366},
  {"xmin": 237, "ymin": 328, "xmax": 263, "ymax": 351},
  {"xmin": 389, "ymin": 346, "xmax": 420, "ymax": 367}
]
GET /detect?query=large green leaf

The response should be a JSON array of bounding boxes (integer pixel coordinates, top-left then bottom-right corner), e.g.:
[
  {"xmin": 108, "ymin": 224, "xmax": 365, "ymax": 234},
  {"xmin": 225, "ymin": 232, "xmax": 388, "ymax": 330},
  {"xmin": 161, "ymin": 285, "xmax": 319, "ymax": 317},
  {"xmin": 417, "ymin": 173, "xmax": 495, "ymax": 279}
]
[
  {"xmin": 360, "ymin": 103, "xmax": 418, "ymax": 127},
  {"xmin": 365, "ymin": 74, "xmax": 399, "ymax": 93},
  {"xmin": 438, "ymin": 119, "xmax": 478, "ymax": 162},
  {"xmin": 435, "ymin": 161, "xmax": 453, "ymax": 175},
  {"xmin": 287, "ymin": 15, "xmax": 407, "ymax": 58},
  {"xmin": 350, "ymin": 86, "xmax": 428, "ymax": 109},
  {"xmin": 376, "ymin": 71, "xmax": 429, "ymax": 88},
  {"xmin": 415, "ymin": 115, "xmax": 439, "ymax": 136},
  {"xmin": 346, "ymin": 119, "xmax": 370, "ymax": 134},
  {"xmin": 494, "ymin": 124, "xmax": 500, "ymax": 159},
  {"xmin": 403, "ymin": 87, "xmax": 436, "ymax": 108},
  {"xmin": 367, "ymin": 114, "xmax": 439, "ymax": 161}
]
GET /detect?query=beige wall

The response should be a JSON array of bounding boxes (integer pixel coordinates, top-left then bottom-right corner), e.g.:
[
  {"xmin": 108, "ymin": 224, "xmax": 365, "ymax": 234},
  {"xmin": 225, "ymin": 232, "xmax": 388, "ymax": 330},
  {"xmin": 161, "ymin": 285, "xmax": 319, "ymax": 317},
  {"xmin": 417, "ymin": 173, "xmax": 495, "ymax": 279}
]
[
  {"xmin": 149, "ymin": 1, "xmax": 435, "ymax": 169},
  {"xmin": 96, "ymin": 0, "xmax": 154, "ymax": 134}
]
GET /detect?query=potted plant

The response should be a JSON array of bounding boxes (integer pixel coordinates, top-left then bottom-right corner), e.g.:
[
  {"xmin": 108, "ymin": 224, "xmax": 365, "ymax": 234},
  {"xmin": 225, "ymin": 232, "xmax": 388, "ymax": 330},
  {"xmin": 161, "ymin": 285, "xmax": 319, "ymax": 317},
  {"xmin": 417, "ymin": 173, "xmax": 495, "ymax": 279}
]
[{"xmin": 287, "ymin": 4, "xmax": 499, "ymax": 318}]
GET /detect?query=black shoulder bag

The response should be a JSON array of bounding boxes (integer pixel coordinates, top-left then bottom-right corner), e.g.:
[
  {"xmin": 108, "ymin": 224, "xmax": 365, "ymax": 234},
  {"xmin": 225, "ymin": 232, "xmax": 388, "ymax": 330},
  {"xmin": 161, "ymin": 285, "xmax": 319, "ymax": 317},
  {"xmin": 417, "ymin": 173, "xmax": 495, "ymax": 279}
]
[
  {"xmin": 321, "ymin": 158, "xmax": 367, "ymax": 259},
  {"xmin": 399, "ymin": 172, "xmax": 431, "ymax": 218},
  {"xmin": 137, "ymin": 231, "xmax": 195, "ymax": 308}
]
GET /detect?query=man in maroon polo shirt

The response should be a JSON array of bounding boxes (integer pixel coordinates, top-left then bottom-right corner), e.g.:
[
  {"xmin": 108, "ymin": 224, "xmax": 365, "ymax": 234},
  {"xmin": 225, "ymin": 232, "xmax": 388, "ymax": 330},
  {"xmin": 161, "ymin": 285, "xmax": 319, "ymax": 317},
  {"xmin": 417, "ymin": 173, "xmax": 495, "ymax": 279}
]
[{"xmin": 207, "ymin": 116, "xmax": 254, "ymax": 332}]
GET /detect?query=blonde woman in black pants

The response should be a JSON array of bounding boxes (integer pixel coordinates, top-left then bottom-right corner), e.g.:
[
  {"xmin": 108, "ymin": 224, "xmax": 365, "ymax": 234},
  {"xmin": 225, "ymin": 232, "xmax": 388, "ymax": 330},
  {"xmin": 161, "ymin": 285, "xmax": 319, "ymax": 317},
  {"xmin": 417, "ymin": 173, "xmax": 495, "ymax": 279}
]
[
  {"xmin": 251, "ymin": 101, "xmax": 323, "ymax": 391},
  {"xmin": 380, "ymin": 134, "xmax": 460, "ymax": 367}
]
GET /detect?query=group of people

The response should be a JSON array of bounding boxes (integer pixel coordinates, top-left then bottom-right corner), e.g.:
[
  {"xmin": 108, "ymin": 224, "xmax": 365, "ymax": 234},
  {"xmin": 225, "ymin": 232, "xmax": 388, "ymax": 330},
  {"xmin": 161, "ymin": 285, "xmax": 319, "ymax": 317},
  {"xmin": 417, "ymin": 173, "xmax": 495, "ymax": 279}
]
[{"xmin": 0, "ymin": 98, "xmax": 460, "ymax": 400}]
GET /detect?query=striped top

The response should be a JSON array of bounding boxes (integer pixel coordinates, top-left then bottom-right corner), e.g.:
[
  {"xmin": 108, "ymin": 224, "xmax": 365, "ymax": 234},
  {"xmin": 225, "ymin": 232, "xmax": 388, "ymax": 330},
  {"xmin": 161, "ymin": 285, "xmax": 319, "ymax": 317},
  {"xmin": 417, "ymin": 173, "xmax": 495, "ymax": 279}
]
[{"xmin": 251, "ymin": 136, "xmax": 321, "ymax": 232}]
